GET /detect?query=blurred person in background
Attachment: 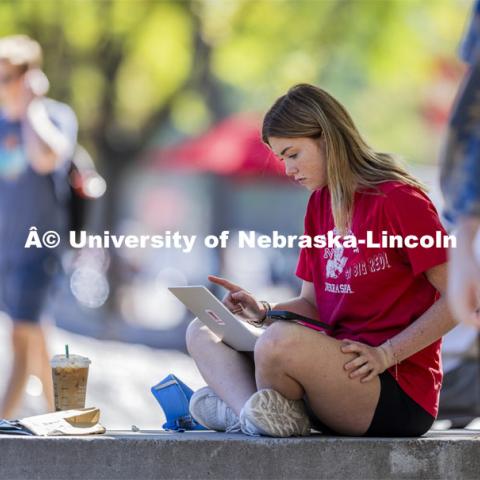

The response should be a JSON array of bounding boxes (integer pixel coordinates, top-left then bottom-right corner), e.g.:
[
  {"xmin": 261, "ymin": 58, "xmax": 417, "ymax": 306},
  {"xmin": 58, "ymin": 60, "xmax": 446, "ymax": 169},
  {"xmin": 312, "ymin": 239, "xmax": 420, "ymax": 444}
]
[
  {"xmin": 186, "ymin": 83, "xmax": 456, "ymax": 438},
  {"xmin": 0, "ymin": 35, "xmax": 77, "ymax": 418},
  {"xmin": 440, "ymin": 0, "xmax": 480, "ymax": 327}
]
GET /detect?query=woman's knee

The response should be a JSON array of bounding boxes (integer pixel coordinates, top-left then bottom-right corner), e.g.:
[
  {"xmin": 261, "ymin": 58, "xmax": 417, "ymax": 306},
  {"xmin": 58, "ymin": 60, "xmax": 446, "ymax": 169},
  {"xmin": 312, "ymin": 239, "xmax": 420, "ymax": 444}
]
[
  {"xmin": 185, "ymin": 318, "xmax": 216, "ymax": 356},
  {"xmin": 254, "ymin": 321, "xmax": 301, "ymax": 367}
]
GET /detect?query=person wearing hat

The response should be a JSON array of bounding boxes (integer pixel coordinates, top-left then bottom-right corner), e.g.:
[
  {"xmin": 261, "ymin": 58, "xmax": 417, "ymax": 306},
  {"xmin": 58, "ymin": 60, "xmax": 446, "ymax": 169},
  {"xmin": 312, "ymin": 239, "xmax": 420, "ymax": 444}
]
[{"xmin": 0, "ymin": 35, "xmax": 77, "ymax": 418}]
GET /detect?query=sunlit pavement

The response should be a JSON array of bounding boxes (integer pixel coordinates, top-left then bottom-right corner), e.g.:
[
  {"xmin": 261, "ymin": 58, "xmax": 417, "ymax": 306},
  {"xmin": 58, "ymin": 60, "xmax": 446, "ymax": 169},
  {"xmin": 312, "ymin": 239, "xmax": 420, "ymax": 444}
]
[{"xmin": 0, "ymin": 313, "xmax": 205, "ymax": 429}]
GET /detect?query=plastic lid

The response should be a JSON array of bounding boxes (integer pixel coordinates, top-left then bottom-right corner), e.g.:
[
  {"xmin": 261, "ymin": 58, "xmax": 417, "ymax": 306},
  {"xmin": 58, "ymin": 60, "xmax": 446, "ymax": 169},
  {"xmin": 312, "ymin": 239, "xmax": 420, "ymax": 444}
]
[{"xmin": 50, "ymin": 354, "xmax": 91, "ymax": 368}]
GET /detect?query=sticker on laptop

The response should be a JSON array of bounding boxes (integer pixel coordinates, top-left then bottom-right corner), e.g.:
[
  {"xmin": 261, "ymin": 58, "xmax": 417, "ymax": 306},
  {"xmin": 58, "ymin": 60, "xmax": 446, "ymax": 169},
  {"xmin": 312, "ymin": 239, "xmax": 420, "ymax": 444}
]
[{"xmin": 205, "ymin": 309, "xmax": 226, "ymax": 326}]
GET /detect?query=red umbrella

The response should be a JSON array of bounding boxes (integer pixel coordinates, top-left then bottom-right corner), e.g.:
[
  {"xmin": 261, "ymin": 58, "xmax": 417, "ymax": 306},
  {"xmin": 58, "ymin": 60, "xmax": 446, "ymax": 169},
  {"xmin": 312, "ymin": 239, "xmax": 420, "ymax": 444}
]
[{"xmin": 148, "ymin": 113, "xmax": 286, "ymax": 178}]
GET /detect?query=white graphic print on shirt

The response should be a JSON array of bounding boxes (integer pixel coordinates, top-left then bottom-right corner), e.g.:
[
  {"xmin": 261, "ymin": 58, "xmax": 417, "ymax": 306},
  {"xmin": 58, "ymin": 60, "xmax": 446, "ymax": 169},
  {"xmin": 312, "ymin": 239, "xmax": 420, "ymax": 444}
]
[
  {"xmin": 325, "ymin": 246, "xmax": 348, "ymax": 279},
  {"xmin": 323, "ymin": 228, "xmax": 392, "ymax": 294},
  {"xmin": 324, "ymin": 228, "xmax": 355, "ymax": 293}
]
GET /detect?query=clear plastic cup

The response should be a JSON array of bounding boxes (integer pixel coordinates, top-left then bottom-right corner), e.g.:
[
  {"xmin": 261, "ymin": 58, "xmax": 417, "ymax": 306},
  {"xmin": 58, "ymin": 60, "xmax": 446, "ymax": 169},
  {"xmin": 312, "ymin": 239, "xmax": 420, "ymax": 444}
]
[{"xmin": 50, "ymin": 354, "xmax": 91, "ymax": 411}]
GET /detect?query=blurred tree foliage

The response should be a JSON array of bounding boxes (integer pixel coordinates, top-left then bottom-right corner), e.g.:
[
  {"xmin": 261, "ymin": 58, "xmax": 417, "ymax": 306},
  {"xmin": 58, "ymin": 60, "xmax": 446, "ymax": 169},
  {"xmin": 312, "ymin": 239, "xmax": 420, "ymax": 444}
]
[{"xmin": 0, "ymin": 0, "xmax": 470, "ymax": 202}]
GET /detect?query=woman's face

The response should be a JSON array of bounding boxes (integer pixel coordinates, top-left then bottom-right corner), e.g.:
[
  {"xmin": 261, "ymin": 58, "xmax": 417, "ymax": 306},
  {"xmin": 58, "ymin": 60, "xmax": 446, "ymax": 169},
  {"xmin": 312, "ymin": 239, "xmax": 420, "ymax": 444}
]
[{"xmin": 269, "ymin": 136, "xmax": 327, "ymax": 191}]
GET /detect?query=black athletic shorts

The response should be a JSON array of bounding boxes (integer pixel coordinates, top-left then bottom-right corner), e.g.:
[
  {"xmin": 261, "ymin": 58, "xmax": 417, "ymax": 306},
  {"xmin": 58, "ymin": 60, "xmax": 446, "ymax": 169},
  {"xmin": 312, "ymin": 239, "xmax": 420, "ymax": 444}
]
[{"xmin": 306, "ymin": 370, "xmax": 435, "ymax": 437}]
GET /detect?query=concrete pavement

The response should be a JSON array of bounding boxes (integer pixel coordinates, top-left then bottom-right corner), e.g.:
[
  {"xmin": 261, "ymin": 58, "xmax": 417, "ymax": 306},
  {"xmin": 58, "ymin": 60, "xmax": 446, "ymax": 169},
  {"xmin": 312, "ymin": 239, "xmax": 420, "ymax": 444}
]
[{"xmin": 1, "ymin": 430, "xmax": 480, "ymax": 480}]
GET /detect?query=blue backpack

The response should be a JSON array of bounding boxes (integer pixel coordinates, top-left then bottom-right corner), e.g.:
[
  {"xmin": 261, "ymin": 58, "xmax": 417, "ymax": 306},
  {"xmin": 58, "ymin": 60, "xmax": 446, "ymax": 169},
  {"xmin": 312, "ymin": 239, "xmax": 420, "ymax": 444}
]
[{"xmin": 151, "ymin": 374, "xmax": 206, "ymax": 431}]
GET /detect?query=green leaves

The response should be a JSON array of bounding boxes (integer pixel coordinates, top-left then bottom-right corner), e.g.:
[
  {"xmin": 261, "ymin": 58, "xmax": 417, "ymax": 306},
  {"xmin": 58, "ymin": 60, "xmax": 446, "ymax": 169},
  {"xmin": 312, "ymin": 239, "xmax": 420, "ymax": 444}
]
[{"xmin": 0, "ymin": 0, "xmax": 470, "ymax": 166}]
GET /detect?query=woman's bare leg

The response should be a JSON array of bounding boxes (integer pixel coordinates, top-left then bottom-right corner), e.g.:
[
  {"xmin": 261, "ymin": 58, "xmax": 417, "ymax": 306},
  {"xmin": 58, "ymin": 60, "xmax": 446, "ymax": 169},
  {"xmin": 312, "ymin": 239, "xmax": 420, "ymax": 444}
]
[
  {"xmin": 254, "ymin": 321, "xmax": 381, "ymax": 435},
  {"xmin": 186, "ymin": 318, "xmax": 257, "ymax": 415},
  {"xmin": 1, "ymin": 323, "xmax": 33, "ymax": 418},
  {"xmin": 33, "ymin": 325, "xmax": 54, "ymax": 412}
]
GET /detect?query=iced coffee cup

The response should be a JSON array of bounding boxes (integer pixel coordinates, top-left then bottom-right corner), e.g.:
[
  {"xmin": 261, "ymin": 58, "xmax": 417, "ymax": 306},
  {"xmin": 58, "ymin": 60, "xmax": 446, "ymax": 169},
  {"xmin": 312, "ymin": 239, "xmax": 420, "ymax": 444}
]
[{"xmin": 51, "ymin": 353, "xmax": 91, "ymax": 411}]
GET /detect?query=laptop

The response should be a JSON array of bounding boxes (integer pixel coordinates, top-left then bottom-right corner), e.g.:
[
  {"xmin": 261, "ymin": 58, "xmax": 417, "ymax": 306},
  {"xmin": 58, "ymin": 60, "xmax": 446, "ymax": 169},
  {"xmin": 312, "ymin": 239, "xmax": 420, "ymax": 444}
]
[{"xmin": 168, "ymin": 286, "xmax": 263, "ymax": 351}]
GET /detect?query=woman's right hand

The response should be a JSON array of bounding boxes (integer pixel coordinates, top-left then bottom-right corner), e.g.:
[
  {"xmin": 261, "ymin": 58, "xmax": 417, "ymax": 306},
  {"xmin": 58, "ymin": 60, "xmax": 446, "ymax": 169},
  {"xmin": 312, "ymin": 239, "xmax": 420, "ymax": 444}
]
[{"xmin": 208, "ymin": 275, "xmax": 266, "ymax": 324}]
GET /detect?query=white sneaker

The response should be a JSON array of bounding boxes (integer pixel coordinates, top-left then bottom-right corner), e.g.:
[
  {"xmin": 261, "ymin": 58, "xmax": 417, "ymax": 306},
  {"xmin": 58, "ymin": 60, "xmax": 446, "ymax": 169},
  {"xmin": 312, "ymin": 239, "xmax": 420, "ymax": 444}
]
[
  {"xmin": 189, "ymin": 386, "xmax": 241, "ymax": 432},
  {"xmin": 240, "ymin": 389, "xmax": 311, "ymax": 437}
]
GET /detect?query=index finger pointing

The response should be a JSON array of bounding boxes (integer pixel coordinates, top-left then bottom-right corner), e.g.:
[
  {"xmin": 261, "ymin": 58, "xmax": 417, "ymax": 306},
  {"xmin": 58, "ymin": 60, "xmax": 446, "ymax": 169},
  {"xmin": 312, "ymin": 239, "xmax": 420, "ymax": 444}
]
[{"xmin": 208, "ymin": 275, "xmax": 242, "ymax": 292}]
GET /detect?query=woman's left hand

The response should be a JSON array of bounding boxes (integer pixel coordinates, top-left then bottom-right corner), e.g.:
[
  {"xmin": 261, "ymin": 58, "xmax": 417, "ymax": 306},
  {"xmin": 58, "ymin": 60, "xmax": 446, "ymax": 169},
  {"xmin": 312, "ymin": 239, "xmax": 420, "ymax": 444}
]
[{"xmin": 341, "ymin": 340, "xmax": 392, "ymax": 383}]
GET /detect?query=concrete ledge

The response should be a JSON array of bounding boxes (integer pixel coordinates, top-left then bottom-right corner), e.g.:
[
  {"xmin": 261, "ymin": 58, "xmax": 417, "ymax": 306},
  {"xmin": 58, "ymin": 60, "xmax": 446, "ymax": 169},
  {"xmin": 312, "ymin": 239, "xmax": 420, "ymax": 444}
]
[{"xmin": 1, "ymin": 430, "xmax": 480, "ymax": 480}]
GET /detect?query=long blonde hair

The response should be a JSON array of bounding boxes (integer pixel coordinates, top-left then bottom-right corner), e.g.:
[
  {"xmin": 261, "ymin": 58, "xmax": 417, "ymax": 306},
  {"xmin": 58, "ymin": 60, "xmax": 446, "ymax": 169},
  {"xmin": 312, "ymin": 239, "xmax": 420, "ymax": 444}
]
[{"xmin": 262, "ymin": 83, "xmax": 426, "ymax": 234}]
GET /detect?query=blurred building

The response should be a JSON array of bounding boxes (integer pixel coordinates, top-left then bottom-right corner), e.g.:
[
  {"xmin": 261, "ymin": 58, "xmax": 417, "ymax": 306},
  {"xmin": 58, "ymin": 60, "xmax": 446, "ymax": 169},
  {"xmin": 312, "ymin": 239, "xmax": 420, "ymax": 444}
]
[{"xmin": 113, "ymin": 113, "xmax": 309, "ymax": 335}]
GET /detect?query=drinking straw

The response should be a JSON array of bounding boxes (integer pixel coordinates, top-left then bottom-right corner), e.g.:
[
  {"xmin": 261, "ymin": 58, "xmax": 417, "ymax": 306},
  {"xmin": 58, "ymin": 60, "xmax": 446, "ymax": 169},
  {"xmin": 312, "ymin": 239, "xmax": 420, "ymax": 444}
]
[{"xmin": 65, "ymin": 344, "xmax": 69, "ymax": 358}]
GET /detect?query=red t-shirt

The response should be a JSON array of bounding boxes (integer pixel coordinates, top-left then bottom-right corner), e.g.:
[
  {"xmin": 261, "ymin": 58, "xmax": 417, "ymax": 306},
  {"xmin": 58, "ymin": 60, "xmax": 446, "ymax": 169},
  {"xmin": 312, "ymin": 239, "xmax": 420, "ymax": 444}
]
[{"xmin": 295, "ymin": 181, "xmax": 448, "ymax": 418}]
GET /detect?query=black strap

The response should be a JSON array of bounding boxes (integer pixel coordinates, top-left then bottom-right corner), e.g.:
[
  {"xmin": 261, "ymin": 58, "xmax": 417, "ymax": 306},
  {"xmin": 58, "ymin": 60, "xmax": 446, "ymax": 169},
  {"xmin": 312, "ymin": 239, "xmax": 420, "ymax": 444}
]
[{"xmin": 267, "ymin": 310, "xmax": 332, "ymax": 330}]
